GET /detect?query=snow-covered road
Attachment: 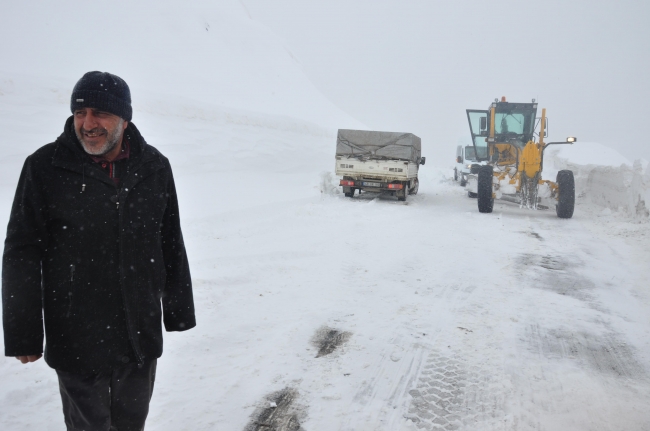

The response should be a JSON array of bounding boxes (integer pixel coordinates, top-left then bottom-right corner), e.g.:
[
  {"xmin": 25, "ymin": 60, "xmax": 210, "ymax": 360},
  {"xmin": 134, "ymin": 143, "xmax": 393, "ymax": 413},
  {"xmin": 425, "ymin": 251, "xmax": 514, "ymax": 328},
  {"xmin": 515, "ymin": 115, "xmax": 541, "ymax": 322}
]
[{"xmin": 155, "ymin": 172, "xmax": 650, "ymax": 430}]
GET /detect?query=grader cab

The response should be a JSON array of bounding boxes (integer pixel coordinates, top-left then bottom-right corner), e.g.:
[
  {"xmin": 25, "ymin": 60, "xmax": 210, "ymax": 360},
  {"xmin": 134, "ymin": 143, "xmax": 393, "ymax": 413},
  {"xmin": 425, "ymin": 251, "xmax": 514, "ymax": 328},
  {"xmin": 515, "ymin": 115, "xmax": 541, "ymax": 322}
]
[{"xmin": 466, "ymin": 97, "xmax": 576, "ymax": 218}]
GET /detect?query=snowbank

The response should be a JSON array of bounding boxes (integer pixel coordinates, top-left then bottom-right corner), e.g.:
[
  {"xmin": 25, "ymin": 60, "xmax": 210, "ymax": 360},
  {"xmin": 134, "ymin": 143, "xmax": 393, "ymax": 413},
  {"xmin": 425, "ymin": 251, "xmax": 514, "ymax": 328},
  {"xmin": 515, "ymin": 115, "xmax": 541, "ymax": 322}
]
[{"xmin": 545, "ymin": 142, "xmax": 650, "ymax": 217}]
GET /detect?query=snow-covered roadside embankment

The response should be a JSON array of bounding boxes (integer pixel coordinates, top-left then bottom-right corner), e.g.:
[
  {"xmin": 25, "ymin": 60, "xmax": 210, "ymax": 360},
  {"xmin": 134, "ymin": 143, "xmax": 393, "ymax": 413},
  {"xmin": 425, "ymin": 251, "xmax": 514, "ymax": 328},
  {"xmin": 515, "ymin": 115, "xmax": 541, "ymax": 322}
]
[{"xmin": 545, "ymin": 142, "xmax": 650, "ymax": 218}]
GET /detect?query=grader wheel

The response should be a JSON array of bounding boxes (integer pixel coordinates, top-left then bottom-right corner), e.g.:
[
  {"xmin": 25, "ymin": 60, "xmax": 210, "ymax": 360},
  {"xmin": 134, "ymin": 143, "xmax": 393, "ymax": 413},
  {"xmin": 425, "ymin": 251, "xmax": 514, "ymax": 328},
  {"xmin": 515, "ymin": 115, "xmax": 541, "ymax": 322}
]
[
  {"xmin": 477, "ymin": 165, "xmax": 494, "ymax": 213},
  {"xmin": 556, "ymin": 170, "xmax": 575, "ymax": 218}
]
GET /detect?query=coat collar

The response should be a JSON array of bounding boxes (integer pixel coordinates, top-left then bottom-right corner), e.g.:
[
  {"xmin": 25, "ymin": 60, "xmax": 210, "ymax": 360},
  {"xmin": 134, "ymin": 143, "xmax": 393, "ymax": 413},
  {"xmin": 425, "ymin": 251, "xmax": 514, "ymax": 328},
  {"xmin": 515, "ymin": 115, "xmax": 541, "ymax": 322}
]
[{"xmin": 52, "ymin": 116, "xmax": 165, "ymax": 188}]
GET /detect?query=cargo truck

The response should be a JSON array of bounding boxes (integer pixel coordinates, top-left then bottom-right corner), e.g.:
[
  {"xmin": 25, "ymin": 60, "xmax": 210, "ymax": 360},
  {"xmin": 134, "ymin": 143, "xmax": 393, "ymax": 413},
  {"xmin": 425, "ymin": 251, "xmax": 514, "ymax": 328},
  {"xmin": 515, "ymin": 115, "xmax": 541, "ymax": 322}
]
[{"xmin": 335, "ymin": 129, "xmax": 425, "ymax": 201}]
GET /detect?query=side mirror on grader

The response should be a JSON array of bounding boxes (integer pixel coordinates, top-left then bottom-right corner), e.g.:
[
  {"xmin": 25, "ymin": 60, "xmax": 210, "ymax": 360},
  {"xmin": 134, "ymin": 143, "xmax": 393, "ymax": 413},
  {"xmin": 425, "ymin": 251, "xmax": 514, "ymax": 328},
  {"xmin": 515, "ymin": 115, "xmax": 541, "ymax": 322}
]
[{"xmin": 465, "ymin": 98, "xmax": 577, "ymax": 219}]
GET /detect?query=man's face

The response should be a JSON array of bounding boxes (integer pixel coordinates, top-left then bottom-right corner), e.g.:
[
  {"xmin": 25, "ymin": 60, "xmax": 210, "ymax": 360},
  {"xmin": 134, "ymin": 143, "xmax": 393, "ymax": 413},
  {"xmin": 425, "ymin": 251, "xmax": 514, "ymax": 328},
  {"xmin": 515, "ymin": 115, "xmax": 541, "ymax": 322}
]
[{"xmin": 73, "ymin": 108, "xmax": 128, "ymax": 157}]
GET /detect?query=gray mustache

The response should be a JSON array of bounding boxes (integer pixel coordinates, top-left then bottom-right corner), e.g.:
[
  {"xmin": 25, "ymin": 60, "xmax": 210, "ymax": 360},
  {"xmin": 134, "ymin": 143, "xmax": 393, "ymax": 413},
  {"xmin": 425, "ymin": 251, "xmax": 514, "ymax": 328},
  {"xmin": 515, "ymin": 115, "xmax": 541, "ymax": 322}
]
[{"xmin": 81, "ymin": 127, "xmax": 107, "ymax": 135}]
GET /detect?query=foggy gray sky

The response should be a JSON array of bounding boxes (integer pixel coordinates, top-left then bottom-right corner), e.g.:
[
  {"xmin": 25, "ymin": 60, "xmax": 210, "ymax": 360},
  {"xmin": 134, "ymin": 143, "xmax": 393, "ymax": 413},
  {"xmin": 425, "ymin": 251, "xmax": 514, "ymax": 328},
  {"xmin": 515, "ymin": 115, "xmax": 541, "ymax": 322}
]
[{"xmin": 243, "ymin": 0, "xmax": 650, "ymax": 164}]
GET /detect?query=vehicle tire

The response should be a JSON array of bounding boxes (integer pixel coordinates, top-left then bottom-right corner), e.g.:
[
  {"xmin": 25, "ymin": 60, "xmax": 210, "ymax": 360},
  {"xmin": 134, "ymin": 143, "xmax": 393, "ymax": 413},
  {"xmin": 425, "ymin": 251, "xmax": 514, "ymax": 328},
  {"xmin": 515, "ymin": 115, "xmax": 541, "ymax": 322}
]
[
  {"xmin": 453, "ymin": 169, "xmax": 458, "ymax": 182},
  {"xmin": 477, "ymin": 165, "xmax": 494, "ymax": 213},
  {"xmin": 556, "ymin": 170, "xmax": 575, "ymax": 218},
  {"xmin": 344, "ymin": 188, "xmax": 355, "ymax": 198},
  {"xmin": 460, "ymin": 175, "xmax": 467, "ymax": 187},
  {"xmin": 467, "ymin": 191, "xmax": 478, "ymax": 198},
  {"xmin": 409, "ymin": 178, "xmax": 419, "ymax": 195}
]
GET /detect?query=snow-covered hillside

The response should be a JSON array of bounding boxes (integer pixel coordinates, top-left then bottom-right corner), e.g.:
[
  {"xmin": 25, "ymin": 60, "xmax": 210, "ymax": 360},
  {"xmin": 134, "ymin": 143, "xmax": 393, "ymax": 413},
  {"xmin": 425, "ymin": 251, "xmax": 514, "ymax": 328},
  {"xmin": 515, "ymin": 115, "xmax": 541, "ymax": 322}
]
[
  {"xmin": 0, "ymin": 1, "xmax": 360, "ymax": 129},
  {"xmin": 1, "ymin": 1, "xmax": 650, "ymax": 431}
]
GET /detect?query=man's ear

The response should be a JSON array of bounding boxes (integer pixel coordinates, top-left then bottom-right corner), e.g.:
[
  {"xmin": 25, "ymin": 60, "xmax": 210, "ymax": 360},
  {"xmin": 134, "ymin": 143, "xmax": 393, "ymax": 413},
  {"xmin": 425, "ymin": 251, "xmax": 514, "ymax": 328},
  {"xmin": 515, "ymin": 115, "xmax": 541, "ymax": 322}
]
[{"xmin": 123, "ymin": 121, "xmax": 129, "ymax": 131}]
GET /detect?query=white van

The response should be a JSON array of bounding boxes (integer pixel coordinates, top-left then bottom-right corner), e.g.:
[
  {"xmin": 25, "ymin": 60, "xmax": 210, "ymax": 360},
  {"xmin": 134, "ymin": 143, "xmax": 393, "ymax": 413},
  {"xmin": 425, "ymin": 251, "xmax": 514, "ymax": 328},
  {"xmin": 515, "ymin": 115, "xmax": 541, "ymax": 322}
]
[{"xmin": 454, "ymin": 145, "xmax": 477, "ymax": 186}]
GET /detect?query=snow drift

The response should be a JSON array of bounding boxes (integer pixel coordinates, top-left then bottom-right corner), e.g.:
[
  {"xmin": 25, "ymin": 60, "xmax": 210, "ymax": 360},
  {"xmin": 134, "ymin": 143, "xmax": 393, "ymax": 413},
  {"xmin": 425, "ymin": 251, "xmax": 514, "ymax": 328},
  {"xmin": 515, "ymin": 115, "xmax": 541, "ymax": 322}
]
[{"xmin": 545, "ymin": 143, "xmax": 650, "ymax": 217}]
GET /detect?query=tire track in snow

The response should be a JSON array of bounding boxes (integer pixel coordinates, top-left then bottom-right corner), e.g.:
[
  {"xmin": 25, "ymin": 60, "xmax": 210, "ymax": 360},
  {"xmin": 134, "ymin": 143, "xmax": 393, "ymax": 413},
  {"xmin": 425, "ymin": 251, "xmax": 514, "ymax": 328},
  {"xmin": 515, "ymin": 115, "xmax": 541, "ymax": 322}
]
[
  {"xmin": 405, "ymin": 351, "xmax": 466, "ymax": 430},
  {"xmin": 505, "ymin": 216, "xmax": 650, "ymax": 430},
  {"xmin": 337, "ymin": 282, "xmax": 482, "ymax": 430}
]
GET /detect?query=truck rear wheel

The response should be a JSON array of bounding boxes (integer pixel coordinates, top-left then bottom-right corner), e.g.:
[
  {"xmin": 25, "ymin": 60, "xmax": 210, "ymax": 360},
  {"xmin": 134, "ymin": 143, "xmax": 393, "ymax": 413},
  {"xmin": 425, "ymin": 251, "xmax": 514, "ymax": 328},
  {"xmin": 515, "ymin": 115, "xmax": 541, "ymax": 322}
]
[
  {"xmin": 409, "ymin": 178, "xmax": 419, "ymax": 195},
  {"xmin": 344, "ymin": 188, "xmax": 355, "ymax": 198},
  {"xmin": 397, "ymin": 185, "xmax": 407, "ymax": 201},
  {"xmin": 477, "ymin": 165, "xmax": 494, "ymax": 213},
  {"xmin": 556, "ymin": 170, "xmax": 575, "ymax": 218}
]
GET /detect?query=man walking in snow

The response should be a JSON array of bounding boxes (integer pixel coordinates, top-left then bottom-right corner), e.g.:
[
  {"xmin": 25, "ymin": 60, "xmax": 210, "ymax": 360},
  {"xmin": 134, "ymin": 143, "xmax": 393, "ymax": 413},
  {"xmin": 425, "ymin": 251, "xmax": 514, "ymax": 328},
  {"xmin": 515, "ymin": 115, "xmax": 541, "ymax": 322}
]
[{"xmin": 2, "ymin": 71, "xmax": 196, "ymax": 430}]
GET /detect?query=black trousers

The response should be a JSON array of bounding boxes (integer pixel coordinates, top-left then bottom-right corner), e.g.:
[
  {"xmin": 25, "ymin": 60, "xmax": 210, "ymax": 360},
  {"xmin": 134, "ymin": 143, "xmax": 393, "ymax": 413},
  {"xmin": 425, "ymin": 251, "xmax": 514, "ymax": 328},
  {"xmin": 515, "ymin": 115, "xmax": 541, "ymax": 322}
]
[{"xmin": 56, "ymin": 359, "xmax": 157, "ymax": 431}]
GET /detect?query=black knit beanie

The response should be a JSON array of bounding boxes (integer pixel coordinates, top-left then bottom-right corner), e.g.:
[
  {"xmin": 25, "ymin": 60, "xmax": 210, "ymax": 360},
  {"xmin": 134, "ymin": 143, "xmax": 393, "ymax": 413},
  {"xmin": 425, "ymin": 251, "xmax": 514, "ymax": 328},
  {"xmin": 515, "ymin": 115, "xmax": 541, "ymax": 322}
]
[{"xmin": 70, "ymin": 71, "xmax": 132, "ymax": 121}]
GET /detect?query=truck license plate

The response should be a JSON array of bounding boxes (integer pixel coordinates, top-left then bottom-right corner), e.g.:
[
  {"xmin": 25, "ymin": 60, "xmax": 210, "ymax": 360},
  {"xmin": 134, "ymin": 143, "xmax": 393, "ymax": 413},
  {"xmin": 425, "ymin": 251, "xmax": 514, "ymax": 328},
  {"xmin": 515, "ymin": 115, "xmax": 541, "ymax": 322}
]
[{"xmin": 362, "ymin": 182, "xmax": 381, "ymax": 187}]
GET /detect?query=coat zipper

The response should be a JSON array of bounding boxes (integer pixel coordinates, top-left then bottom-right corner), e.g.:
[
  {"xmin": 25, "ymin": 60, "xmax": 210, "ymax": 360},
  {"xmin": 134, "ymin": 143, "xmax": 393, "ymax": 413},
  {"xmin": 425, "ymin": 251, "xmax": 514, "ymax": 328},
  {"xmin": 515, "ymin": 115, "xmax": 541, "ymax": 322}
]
[{"xmin": 116, "ymin": 183, "xmax": 144, "ymax": 365}]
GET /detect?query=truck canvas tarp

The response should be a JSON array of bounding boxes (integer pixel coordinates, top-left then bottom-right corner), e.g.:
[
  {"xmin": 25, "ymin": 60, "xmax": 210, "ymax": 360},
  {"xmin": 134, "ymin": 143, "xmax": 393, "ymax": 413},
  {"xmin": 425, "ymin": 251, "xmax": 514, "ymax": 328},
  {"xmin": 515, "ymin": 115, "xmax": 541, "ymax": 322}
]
[{"xmin": 336, "ymin": 129, "xmax": 422, "ymax": 164}]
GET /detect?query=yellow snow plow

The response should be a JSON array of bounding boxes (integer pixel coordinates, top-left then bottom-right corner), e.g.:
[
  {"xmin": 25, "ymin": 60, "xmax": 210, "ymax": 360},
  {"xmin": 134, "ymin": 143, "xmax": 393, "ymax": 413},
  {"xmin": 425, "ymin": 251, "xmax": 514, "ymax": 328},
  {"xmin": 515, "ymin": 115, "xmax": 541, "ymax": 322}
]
[{"xmin": 466, "ymin": 97, "xmax": 577, "ymax": 218}]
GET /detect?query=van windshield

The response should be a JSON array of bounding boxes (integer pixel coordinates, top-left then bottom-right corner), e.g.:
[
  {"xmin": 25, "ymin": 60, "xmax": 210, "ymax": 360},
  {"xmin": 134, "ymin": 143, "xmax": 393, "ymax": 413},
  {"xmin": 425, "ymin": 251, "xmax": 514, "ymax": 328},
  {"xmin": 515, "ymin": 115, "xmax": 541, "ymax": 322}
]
[{"xmin": 464, "ymin": 146, "xmax": 476, "ymax": 161}]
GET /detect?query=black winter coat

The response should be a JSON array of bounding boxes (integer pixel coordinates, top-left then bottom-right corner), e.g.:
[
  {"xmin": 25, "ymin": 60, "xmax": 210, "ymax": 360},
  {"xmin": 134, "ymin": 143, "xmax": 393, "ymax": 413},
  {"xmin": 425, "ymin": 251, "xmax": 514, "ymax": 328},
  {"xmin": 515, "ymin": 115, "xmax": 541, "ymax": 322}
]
[{"xmin": 2, "ymin": 117, "xmax": 196, "ymax": 373}]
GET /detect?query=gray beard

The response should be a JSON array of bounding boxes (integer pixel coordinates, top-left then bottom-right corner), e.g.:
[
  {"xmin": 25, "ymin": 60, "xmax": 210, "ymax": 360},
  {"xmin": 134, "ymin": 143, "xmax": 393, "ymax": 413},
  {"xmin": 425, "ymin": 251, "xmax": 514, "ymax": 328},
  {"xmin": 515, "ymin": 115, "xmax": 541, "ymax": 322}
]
[{"xmin": 76, "ymin": 119, "xmax": 125, "ymax": 157}]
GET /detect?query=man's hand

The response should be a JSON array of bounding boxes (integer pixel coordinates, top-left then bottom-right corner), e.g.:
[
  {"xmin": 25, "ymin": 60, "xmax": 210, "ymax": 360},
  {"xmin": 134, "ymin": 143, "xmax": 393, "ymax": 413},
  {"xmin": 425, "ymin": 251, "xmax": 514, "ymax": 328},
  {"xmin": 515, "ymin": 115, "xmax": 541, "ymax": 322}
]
[{"xmin": 15, "ymin": 355, "xmax": 42, "ymax": 364}]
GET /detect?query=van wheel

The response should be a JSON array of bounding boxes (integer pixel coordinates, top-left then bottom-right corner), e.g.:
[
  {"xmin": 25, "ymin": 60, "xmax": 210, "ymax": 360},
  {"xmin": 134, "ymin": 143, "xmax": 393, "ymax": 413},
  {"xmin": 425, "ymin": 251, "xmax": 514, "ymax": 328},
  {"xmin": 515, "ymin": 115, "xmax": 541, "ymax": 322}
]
[
  {"xmin": 453, "ymin": 169, "xmax": 458, "ymax": 181},
  {"xmin": 477, "ymin": 165, "xmax": 494, "ymax": 213},
  {"xmin": 556, "ymin": 170, "xmax": 575, "ymax": 218},
  {"xmin": 468, "ymin": 191, "xmax": 478, "ymax": 198},
  {"xmin": 460, "ymin": 176, "xmax": 467, "ymax": 187}
]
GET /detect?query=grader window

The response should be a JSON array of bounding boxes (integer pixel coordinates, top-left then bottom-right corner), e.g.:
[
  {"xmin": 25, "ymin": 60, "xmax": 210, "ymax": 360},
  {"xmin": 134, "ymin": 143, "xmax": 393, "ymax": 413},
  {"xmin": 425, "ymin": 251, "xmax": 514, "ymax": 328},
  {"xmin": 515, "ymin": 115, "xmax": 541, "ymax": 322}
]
[
  {"xmin": 494, "ymin": 113, "xmax": 526, "ymax": 135},
  {"xmin": 493, "ymin": 103, "xmax": 537, "ymax": 146},
  {"xmin": 474, "ymin": 137, "xmax": 488, "ymax": 159}
]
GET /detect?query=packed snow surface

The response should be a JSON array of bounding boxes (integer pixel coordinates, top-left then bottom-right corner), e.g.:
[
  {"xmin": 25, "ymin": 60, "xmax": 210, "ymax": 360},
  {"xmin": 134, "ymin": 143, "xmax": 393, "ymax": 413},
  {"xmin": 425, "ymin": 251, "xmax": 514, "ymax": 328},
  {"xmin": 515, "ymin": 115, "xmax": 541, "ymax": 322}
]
[{"xmin": 1, "ymin": 1, "xmax": 650, "ymax": 430}]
